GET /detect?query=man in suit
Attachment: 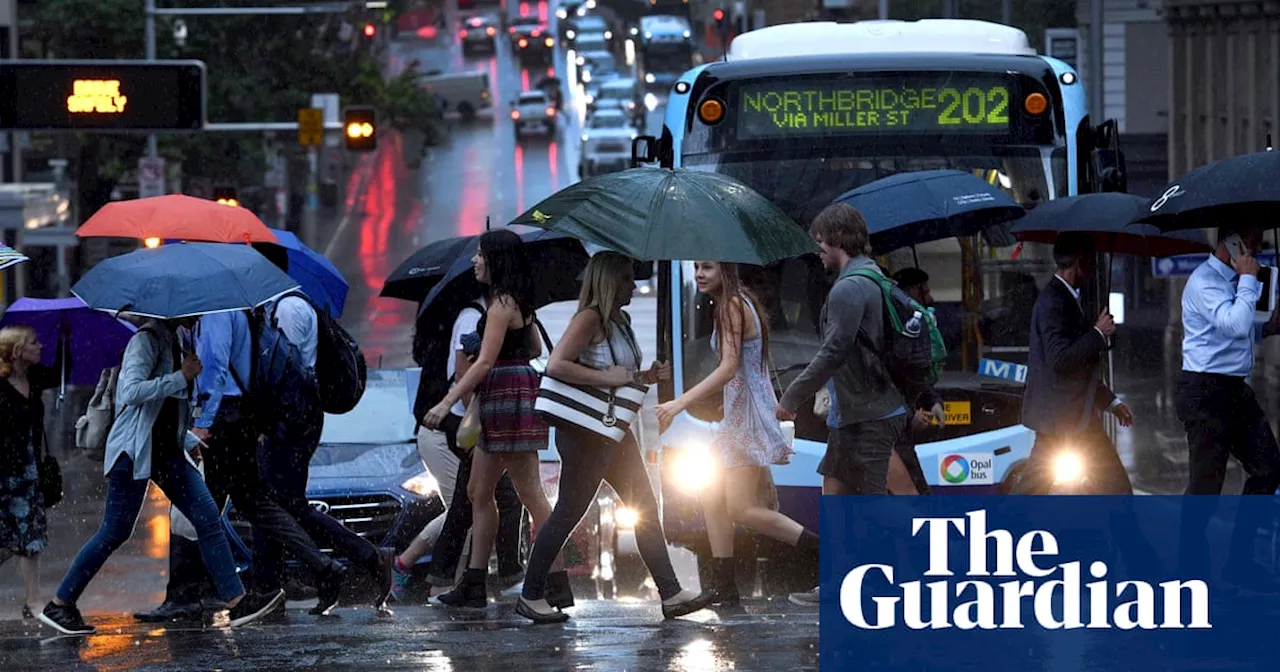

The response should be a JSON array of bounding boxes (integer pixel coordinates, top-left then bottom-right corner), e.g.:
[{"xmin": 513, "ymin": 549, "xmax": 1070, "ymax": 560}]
[{"xmin": 1019, "ymin": 232, "xmax": 1134, "ymax": 494}]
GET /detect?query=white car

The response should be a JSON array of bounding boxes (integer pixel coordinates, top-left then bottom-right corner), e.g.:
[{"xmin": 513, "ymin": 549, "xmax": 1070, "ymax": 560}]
[
  {"xmin": 579, "ymin": 108, "xmax": 636, "ymax": 177},
  {"xmin": 510, "ymin": 91, "xmax": 557, "ymax": 140},
  {"xmin": 589, "ymin": 77, "xmax": 639, "ymax": 118}
]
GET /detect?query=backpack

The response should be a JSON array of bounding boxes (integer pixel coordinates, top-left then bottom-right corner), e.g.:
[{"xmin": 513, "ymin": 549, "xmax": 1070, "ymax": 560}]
[
  {"xmin": 230, "ymin": 308, "xmax": 316, "ymax": 440},
  {"xmin": 848, "ymin": 269, "xmax": 947, "ymax": 401},
  {"xmin": 75, "ymin": 325, "xmax": 159, "ymax": 452},
  {"xmin": 279, "ymin": 292, "xmax": 367, "ymax": 414},
  {"xmin": 413, "ymin": 302, "xmax": 484, "ymax": 425}
]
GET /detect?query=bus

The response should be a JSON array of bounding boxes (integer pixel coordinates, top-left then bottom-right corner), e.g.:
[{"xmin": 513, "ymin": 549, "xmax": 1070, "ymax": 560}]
[
  {"xmin": 635, "ymin": 15, "xmax": 695, "ymax": 92},
  {"xmin": 630, "ymin": 19, "xmax": 1128, "ymax": 592}
]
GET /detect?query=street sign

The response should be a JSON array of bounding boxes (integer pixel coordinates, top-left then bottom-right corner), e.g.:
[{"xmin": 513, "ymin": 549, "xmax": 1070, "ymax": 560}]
[
  {"xmin": 1152, "ymin": 252, "xmax": 1277, "ymax": 277},
  {"xmin": 0, "ymin": 60, "xmax": 205, "ymax": 131},
  {"xmin": 298, "ymin": 107, "xmax": 324, "ymax": 146},
  {"xmin": 138, "ymin": 156, "xmax": 166, "ymax": 198}
]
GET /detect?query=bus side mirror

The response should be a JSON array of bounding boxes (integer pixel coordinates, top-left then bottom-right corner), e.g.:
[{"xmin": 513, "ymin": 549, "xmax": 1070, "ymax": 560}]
[
  {"xmin": 631, "ymin": 135, "xmax": 658, "ymax": 167},
  {"xmin": 1091, "ymin": 119, "xmax": 1128, "ymax": 193}
]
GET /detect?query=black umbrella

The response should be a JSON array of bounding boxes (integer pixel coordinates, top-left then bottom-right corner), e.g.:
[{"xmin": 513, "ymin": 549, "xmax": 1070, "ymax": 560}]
[
  {"xmin": 380, "ymin": 234, "xmax": 477, "ymax": 302},
  {"xmin": 1010, "ymin": 193, "xmax": 1211, "ymax": 257},
  {"xmin": 1133, "ymin": 149, "xmax": 1280, "ymax": 231}
]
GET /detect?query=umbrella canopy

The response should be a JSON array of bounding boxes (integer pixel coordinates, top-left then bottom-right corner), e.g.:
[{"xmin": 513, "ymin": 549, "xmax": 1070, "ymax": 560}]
[
  {"xmin": 72, "ymin": 242, "xmax": 299, "ymax": 319},
  {"xmin": 509, "ymin": 167, "xmax": 818, "ymax": 265},
  {"xmin": 253, "ymin": 230, "xmax": 349, "ymax": 317},
  {"xmin": 1133, "ymin": 150, "xmax": 1280, "ymax": 231},
  {"xmin": 832, "ymin": 170, "xmax": 1025, "ymax": 253},
  {"xmin": 416, "ymin": 229, "xmax": 591, "ymax": 319},
  {"xmin": 0, "ymin": 243, "xmax": 28, "ymax": 271},
  {"xmin": 0, "ymin": 297, "xmax": 137, "ymax": 386},
  {"xmin": 77, "ymin": 194, "xmax": 280, "ymax": 244},
  {"xmin": 380, "ymin": 234, "xmax": 480, "ymax": 302},
  {"xmin": 1010, "ymin": 193, "xmax": 1212, "ymax": 257}
]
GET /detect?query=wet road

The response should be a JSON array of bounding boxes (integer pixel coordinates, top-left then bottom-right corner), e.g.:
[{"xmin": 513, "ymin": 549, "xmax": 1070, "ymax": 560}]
[
  {"xmin": 329, "ymin": 0, "xmax": 665, "ymax": 369},
  {"xmin": 0, "ymin": 600, "xmax": 818, "ymax": 670}
]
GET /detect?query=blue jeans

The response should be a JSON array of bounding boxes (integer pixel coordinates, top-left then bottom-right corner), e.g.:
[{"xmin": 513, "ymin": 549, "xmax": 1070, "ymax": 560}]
[{"xmin": 56, "ymin": 451, "xmax": 244, "ymax": 604}]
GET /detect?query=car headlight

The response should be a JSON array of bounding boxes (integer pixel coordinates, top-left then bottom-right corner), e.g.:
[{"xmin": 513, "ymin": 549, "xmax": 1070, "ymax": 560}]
[
  {"xmin": 1052, "ymin": 451, "xmax": 1084, "ymax": 484},
  {"xmin": 616, "ymin": 506, "xmax": 639, "ymax": 529},
  {"xmin": 567, "ymin": 29, "xmax": 576, "ymax": 39},
  {"xmin": 644, "ymin": 92, "xmax": 659, "ymax": 111},
  {"xmin": 557, "ymin": 9, "xmax": 567, "ymax": 19},
  {"xmin": 582, "ymin": 71, "xmax": 591, "ymax": 82},
  {"xmin": 669, "ymin": 443, "xmax": 717, "ymax": 495},
  {"xmin": 401, "ymin": 472, "xmax": 440, "ymax": 497},
  {"xmin": 584, "ymin": 93, "xmax": 594, "ymax": 103},
  {"xmin": 645, "ymin": 73, "xmax": 655, "ymax": 84},
  {"xmin": 577, "ymin": 55, "xmax": 586, "ymax": 66},
  {"xmin": 582, "ymin": 133, "xmax": 590, "ymax": 142},
  {"xmin": 604, "ymin": 30, "xmax": 613, "ymax": 40}
]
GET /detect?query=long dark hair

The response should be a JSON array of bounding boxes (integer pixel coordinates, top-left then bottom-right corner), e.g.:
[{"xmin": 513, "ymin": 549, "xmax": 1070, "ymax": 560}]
[{"xmin": 478, "ymin": 229, "xmax": 534, "ymax": 317}]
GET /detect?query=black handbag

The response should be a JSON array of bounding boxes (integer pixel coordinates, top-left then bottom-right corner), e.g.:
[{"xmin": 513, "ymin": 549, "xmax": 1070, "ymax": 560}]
[{"xmin": 36, "ymin": 437, "xmax": 63, "ymax": 508}]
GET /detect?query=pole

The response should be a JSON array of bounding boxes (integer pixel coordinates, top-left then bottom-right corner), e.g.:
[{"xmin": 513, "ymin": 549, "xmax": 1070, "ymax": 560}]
[
  {"xmin": 1001, "ymin": 0, "xmax": 1011, "ymax": 24},
  {"xmin": 1089, "ymin": 0, "xmax": 1105, "ymax": 122},
  {"xmin": 304, "ymin": 146, "xmax": 318, "ymax": 248},
  {"xmin": 878, "ymin": 0, "xmax": 888, "ymax": 19},
  {"xmin": 145, "ymin": 0, "xmax": 158, "ymax": 159}
]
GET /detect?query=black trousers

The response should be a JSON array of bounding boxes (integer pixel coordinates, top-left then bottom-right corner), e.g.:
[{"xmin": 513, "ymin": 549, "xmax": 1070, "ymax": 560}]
[
  {"xmin": 1175, "ymin": 372, "xmax": 1280, "ymax": 572},
  {"xmin": 894, "ymin": 432, "xmax": 931, "ymax": 495},
  {"xmin": 423, "ymin": 414, "xmax": 524, "ymax": 584},
  {"xmin": 201, "ymin": 398, "xmax": 334, "ymax": 592}
]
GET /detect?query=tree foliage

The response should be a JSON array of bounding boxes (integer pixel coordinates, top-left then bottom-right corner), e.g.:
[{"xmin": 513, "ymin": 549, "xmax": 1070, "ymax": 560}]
[{"xmin": 19, "ymin": 0, "xmax": 439, "ymax": 190}]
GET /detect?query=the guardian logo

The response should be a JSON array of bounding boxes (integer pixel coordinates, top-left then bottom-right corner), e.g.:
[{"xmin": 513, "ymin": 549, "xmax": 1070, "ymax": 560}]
[{"xmin": 841, "ymin": 510, "xmax": 1211, "ymax": 631}]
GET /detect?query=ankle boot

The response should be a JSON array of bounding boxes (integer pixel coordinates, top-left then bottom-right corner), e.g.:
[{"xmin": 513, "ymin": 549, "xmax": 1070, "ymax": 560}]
[
  {"xmin": 704, "ymin": 558, "xmax": 741, "ymax": 607},
  {"xmin": 545, "ymin": 570, "xmax": 575, "ymax": 610},
  {"xmin": 437, "ymin": 568, "xmax": 488, "ymax": 609}
]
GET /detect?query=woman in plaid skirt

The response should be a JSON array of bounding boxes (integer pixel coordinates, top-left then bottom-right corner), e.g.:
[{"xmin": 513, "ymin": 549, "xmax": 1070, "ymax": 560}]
[{"xmin": 423, "ymin": 229, "xmax": 564, "ymax": 609}]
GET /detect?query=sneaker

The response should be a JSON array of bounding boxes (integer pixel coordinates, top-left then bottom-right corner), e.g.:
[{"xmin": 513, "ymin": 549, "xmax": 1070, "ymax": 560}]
[
  {"xmin": 788, "ymin": 586, "xmax": 819, "ymax": 607},
  {"xmin": 283, "ymin": 578, "xmax": 318, "ymax": 602},
  {"xmin": 38, "ymin": 602, "xmax": 96, "ymax": 635},
  {"xmin": 228, "ymin": 590, "xmax": 286, "ymax": 627},
  {"xmin": 311, "ymin": 562, "xmax": 348, "ymax": 616},
  {"xmin": 661, "ymin": 589, "xmax": 714, "ymax": 620},
  {"xmin": 390, "ymin": 559, "xmax": 413, "ymax": 602}
]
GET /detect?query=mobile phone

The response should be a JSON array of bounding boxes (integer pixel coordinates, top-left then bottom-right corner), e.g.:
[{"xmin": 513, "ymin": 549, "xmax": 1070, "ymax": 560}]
[{"xmin": 1224, "ymin": 234, "xmax": 1247, "ymax": 261}]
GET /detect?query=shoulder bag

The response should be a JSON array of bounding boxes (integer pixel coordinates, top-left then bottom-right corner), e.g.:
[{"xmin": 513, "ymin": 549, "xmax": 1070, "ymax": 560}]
[{"xmin": 535, "ymin": 311, "xmax": 647, "ymax": 443}]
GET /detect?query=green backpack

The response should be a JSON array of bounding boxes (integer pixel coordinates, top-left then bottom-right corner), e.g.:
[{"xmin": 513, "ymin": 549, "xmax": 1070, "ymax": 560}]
[{"xmin": 848, "ymin": 269, "xmax": 948, "ymax": 396}]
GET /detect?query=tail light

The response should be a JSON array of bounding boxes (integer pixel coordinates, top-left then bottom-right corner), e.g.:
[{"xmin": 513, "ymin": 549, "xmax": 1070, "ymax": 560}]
[
  {"xmin": 544, "ymin": 37, "xmax": 554, "ymax": 48},
  {"xmin": 486, "ymin": 27, "xmax": 496, "ymax": 36},
  {"xmin": 511, "ymin": 110, "xmax": 521, "ymax": 120},
  {"xmin": 460, "ymin": 29, "xmax": 468, "ymax": 38},
  {"xmin": 546, "ymin": 107, "xmax": 556, "ymax": 116},
  {"xmin": 518, "ymin": 38, "xmax": 528, "ymax": 48}
]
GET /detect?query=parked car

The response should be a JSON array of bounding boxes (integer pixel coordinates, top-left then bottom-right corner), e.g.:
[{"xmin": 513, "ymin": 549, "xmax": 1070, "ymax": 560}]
[
  {"xmin": 226, "ymin": 369, "xmax": 447, "ymax": 604},
  {"xmin": 460, "ymin": 14, "xmax": 499, "ymax": 55}
]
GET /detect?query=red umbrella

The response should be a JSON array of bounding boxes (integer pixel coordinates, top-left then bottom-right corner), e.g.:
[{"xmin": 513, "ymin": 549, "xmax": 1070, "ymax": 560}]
[{"xmin": 76, "ymin": 194, "xmax": 279, "ymax": 244}]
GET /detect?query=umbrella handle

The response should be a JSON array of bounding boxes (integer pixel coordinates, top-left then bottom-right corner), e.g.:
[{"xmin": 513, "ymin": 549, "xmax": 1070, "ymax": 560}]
[{"xmin": 58, "ymin": 338, "xmax": 66, "ymax": 409}]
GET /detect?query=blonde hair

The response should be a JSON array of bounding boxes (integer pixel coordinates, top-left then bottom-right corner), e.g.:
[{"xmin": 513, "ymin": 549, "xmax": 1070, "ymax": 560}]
[
  {"xmin": 577, "ymin": 252, "xmax": 635, "ymax": 335},
  {"xmin": 0, "ymin": 325, "xmax": 37, "ymax": 378}
]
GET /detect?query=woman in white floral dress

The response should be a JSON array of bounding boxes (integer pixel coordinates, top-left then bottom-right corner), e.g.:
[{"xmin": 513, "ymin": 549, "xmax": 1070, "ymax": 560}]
[{"xmin": 656, "ymin": 261, "xmax": 820, "ymax": 608}]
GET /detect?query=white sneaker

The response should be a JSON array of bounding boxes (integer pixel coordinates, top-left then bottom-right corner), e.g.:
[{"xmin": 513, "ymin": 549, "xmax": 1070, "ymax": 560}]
[{"xmin": 788, "ymin": 586, "xmax": 819, "ymax": 607}]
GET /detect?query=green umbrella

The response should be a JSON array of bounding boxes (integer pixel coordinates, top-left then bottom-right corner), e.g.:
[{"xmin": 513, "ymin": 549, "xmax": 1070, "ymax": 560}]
[{"xmin": 510, "ymin": 167, "xmax": 819, "ymax": 265}]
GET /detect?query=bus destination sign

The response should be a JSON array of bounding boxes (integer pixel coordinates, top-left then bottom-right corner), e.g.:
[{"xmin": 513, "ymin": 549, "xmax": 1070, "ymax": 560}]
[
  {"xmin": 735, "ymin": 73, "xmax": 1019, "ymax": 139},
  {"xmin": 0, "ymin": 61, "xmax": 206, "ymax": 131}
]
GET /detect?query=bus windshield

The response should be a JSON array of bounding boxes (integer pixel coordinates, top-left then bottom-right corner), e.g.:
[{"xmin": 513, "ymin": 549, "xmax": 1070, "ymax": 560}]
[{"xmin": 677, "ymin": 145, "xmax": 1068, "ymax": 439}]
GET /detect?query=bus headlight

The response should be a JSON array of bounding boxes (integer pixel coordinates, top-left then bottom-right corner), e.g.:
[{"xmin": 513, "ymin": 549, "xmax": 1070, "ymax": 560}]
[
  {"xmin": 670, "ymin": 444, "xmax": 717, "ymax": 494},
  {"xmin": 616, "ymin": 506, "xmax": 639, "ymax": 529},
  {"xmin": 401, "ymin": 472, "xmax": 440, "ymax": 497},
  {"xmin": 1052, "ymin": 451, "xmax": 1084, "ymax": 484}
]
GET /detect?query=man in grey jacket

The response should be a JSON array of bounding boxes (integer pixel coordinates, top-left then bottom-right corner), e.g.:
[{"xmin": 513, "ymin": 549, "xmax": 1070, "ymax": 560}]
[{"xmin": 778, "ymin": 202, "xmax": 908, "ymax": 496}]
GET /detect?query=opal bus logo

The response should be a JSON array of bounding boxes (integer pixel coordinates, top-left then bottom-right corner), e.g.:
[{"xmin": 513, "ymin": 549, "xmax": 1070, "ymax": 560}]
[
  {"xmin": 940, "ymin": 455, "xmax": 970, "ymax": 484},
  {"xmin": 839, "ymin": 510, "xmax": 1212, "ymax": 631}
]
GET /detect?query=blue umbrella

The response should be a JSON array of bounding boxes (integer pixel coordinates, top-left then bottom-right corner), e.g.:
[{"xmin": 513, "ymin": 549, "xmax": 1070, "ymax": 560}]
[
  {"xmin": 832, "ymin": 170, "xmax": 1025, "ymax": 253},
  {"xmin": 72, "ymin": 242, "xmax": 300, "ymax": 319},
  {"xmin": 1010, "ymin": 193, "xmax": 1211, "ymax": 258},
  {"xmin": 254, "ymin": 230, "xmax": 349, "ymax": 318},
  {"xmin": 1134, "ymin": 149, "xmax": 1280, "ymax": 231},
  {"xmin": 0, "ymin": 242, "xmax": 27, "ymax": 271},
  {"xmin": 0, "ymin": 297, "xmax": 136, "ymax": 386}
]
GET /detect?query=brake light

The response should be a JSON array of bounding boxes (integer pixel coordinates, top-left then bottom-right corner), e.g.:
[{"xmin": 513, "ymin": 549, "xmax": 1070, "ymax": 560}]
[
  {"xmin": 511, "ymin": 110, "xmax": 521, "ymax": 120},
  {"xmin": 546, "ymin": 107, "xmax": 556, "ymax": 116},
  {"xmin": 460, "ymin": 29, "xmax": 468, "ymax": 38},
  {"xmin": 486, "ymin": 26, "xmax": 496, "ymax": 36},
  {"xmin": 532, "ymin": 29, "xmax": 541, "ymax": 37},
  {"xmin": 518, "ymin": 38, "xmax": 528, "ymax": 48},
  {"xmin": 544, "ymin": 37, "xmax": 554, "ymax": 48}
]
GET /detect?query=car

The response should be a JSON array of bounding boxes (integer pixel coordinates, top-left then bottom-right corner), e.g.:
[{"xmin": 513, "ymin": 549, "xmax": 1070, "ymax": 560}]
[
  {"xmin": 534, "ymin": 75, "xmax": 564, "ymax": 110},
  {"xmin": 460, "ymin": 15, "xmax": 498, "ymax": 55},
  {"xmin": 579, "ymin": 108, "xmax": 637, "ymax": 177},
  {"xmin": 555, "ymin": 1, "xmax": 586, "ymax": 22},
  {"xmin": 565, "ymin": 15, "xmax": 611, "ymax": 47},
  {"xmin": 510, "ymin": 17, "xmax": 554, "ymax": 64},
  {"xmin": 511, "ymin": 90, "xmax": 557, "ymax": 140},
  {"xmin": 588, "ymin": 76, "xmax": 640, "ymax": 120},
  {"xmin": 225, "ymin": 369, "xmax": 447, "ymax": 604},
  {"xmin": 577, "ymin": 48, "xmax": 616, "ymax": 85}
]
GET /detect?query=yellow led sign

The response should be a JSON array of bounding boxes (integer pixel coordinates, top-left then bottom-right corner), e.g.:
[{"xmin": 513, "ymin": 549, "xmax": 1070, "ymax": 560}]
[
  {"xmin": 67, "ymin": 79, "xmax": 128, "ymax": 114},
  {"xmin": 734, "ymin": 75, "xmax": 1023, "ymax": 138}
]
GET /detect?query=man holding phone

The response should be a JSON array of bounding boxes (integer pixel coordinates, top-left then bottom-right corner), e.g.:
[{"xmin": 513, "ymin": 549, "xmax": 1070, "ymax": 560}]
[{"xmin": 1177, "ymin": 225, "xmax": 1280, "ymax": 582}]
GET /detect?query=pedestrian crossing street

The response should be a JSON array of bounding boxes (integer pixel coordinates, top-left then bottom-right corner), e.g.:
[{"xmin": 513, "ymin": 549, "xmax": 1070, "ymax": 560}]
[{"xmin": 535, "ymin": 296, "xmax": 659, "ymax": 367}]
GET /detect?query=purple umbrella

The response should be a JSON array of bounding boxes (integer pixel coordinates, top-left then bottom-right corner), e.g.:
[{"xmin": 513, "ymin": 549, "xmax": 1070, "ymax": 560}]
[{"xmin": 0, "ymin": 297, "xmax": 136, "ymax": 387}]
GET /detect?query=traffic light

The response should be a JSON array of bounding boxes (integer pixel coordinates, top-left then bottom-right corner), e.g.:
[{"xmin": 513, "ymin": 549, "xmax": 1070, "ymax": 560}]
[
  {"xmin": 213, "ymin": 186, "xmax": 239, "ymax": 207},
  {"xmin": 343, "ymin": 106, "xmax": 377, "ymax": 152},
  {"xmin": 713, "ymin": 8, "xmax": 726, "ymax": 22}
]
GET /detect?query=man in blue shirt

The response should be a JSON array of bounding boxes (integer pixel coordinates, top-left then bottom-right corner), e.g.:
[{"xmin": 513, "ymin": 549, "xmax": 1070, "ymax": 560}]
[
  {"xmin": 192, "ymin": 310, "xmax": 348, "ymax": 623},
  {"xmin": 1176, "ymin": 225, "xmax": 1280, "ymax": 580}
]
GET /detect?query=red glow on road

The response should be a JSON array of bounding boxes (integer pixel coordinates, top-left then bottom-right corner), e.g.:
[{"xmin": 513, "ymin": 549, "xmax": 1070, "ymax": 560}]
[
  {"xmin": 521, "ymin": 69, "xmax": 530, "ymax": 92},
  {"xmin": 546, "ymin": 67, "xmax": 555, "ymax": 79},
  {"xmin": 415, "ymin": 26, "xmax": 438, "ymax": 39},
  {"xmin": 538, "ymin": 1, "xmax": 548, "ymax": 23},
  {"xmin": 457, "ymin": 142, "xmax": 489, "ymax": 237},
  {"xmin": 519, "ymin": 2, "xmax": 529, "ymax": 17},
  {"xmin": 514, "ymin": 144, "xmax": 525, "ymax": 215},
  {"xmin": 548, "ymin": 141, "xmax": 559, "ymax": 190}
]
